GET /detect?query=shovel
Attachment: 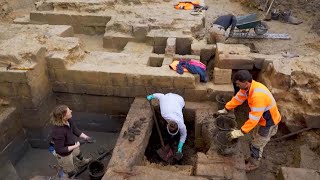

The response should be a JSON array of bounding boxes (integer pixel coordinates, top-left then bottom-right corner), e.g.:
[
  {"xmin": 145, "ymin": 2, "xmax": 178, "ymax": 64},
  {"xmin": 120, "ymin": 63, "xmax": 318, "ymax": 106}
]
[
  {"xmin": 149, "ymin": 101, "xmax": 174, "ymax": 162},
  {"xmin": 270, "ymin": 115, "xmax": 320, "ymax": 142}
]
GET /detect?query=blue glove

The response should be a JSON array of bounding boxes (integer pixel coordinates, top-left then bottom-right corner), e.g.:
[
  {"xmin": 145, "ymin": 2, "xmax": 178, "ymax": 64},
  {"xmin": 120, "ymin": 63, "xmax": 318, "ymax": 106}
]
[
  {"xmin": 177, "ymin": 141, "xmax": 184, "ymax": 153},
  {"xmin": 49, "ymin": 145, "xmax": 55, "ymax": 153},
  {"xmin": 146, "ymin": 94, "xmax": 154, "ymax": 101}
]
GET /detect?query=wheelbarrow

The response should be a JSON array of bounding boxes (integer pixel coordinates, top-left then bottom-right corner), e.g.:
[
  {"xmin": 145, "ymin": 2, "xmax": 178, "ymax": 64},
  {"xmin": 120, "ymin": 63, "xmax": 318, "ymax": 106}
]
[{"xmin": 233, "ymin": 13, "xmax": 269, "ymax": 37}]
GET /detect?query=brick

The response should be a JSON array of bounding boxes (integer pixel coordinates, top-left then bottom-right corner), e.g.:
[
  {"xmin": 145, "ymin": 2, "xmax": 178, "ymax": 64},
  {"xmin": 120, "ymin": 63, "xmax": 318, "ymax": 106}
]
[
  {"xmin": 213, "ymin": 67, "xmax": 232, "ymax": 84},
  {"xmin": 216, "ymin": 54, "xmax": 254, "ymax": 69}
]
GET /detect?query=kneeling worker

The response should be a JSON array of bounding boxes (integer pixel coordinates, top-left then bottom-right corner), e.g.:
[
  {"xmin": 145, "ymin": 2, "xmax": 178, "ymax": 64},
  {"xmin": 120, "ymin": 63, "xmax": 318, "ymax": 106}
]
[
  {"xmin": 147, "ymin": 93, "xmax": 187, "ymax": 155},
  {"xmin": 217, "ymin": 70, "xmax": 281, "ymax": 171}
]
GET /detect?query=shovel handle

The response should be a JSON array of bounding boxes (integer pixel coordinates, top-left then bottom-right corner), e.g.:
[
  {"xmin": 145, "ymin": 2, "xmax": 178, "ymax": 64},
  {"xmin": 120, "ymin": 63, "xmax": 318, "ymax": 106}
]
[
  {"xmin": 149, "ymin": 101, "xmax": 165, "ymax": 147},
  {"xmin": 270, "ymin": 127, "xmax": 312, "ymax": 142}
]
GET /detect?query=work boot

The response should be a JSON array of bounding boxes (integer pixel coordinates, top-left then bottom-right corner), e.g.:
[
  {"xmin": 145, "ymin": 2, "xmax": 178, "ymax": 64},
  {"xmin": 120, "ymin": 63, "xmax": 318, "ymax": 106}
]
[{"xmin": 245, "ymin": 157, "xmax": 260, "ymax": 172}]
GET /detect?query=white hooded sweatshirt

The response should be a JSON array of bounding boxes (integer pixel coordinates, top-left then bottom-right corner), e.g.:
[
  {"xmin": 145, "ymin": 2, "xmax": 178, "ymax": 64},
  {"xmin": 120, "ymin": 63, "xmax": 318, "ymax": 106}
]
[{"xmin": 153, "ymin": 93, "xmax": 187, "ymax": 143}]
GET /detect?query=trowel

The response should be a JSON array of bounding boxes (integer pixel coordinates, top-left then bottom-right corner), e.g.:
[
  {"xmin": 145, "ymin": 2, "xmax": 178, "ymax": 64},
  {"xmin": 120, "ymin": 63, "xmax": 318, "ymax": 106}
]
[{"xmin": 149, "ymin": 101, "xmax": 174, "ymax": 162}]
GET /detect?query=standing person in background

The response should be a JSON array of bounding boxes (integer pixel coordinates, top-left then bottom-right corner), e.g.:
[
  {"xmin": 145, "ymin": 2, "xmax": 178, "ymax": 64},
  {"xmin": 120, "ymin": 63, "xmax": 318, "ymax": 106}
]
[
  {"xmin": 50, "ymin": 105, "xmax": 92, "ymax": 177},
  {"xmin": 216, "ymin": 70, "xmax": 281, "ymax": 171}
]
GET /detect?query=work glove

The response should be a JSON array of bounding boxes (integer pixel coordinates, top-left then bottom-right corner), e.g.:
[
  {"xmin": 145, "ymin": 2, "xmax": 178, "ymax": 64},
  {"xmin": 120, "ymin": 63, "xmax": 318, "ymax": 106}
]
[
  {"xmin": 48, "ymin": 145, "xmax": 57, "ymax": 156},
  {"xmin": 217, "ymin": 108, "xmax": 228, "ymax": 114},
  {"xmin": 227, "ymin": 129, "xmax": 244, "ymax": 140},
  {"xmin": 146, "ymin": 94, "xmax": 154, "ymax": 101},
  {"xmin": 177, "ymin": 141, "xmax": 184, "ymax": 153}
]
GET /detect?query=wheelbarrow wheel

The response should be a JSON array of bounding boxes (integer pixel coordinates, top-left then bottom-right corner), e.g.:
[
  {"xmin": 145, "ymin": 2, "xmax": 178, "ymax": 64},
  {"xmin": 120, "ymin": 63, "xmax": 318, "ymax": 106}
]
[{"xmin": 254, "ymin": 22, "xmax": 268, "ymax": 35}]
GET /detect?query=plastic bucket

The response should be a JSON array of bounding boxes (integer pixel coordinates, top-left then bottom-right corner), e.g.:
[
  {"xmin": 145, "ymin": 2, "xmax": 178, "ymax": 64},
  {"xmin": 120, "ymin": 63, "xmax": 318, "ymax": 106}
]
[
  {"xmin": 214, "ymin": 131, "xmax": 238, "ymax": 156},
  {"xmin": 215, "ymin": 115, "xmax": 237, "ymax": 131},
  {"xmin": 88, "ymin": 160, "xmax": 105, "ymax": 180},
  {"xmin": 215, "ymin": 94, "xmax": 226, "ymax": 110}
]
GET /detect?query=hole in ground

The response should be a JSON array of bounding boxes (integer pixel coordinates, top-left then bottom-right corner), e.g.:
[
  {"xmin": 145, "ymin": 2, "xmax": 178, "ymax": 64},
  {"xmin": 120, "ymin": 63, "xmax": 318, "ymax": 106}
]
[
  {"xmin": 148, "ymin": 57, "xmax": 164, "ymax": 67},
  {"xmin": 145, "ymin": 107, "xmax": 206, "ymax": 168}
]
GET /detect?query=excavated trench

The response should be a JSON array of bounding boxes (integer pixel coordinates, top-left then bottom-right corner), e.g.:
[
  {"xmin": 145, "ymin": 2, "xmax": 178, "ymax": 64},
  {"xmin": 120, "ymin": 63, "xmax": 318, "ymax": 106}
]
[
  {"xmin": 11, "ymin": 94, "xmax": 131, "ymax": 179},
  {"xmin": 145, "ymin": 107, "xmax": 207, "ymax": 167}
]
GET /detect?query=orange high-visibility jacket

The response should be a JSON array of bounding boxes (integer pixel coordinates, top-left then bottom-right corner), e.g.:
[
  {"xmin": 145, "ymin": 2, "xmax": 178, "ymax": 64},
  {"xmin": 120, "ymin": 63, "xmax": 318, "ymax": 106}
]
[
  {"xmin": 225, "ymin": 80, "xmax": 281, "ymax": 133},
  {"xmin": 174, "ymin": 1, "xmax": 199, "ymax": 10}
]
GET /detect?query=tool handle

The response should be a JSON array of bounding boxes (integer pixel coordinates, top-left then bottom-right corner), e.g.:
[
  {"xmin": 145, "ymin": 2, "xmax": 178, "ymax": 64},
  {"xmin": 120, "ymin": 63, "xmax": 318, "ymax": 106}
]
[
  {"xmin": 149, "ymin": 101, "xmax": 165, "ymax": 147},
  {"xmin": 270, "ymin": 127, "xmax": 312, "ymax": 142}
]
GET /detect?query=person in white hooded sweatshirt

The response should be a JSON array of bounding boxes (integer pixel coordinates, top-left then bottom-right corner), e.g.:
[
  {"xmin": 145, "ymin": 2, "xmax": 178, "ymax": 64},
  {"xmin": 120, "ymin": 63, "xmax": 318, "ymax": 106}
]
[{"xmin": 147, "ymin": 93, "xmax": 187, "ymax": 155}]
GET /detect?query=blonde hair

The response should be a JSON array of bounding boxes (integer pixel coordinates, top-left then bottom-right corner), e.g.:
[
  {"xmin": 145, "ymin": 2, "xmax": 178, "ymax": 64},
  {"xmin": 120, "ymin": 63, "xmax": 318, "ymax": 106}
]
[{"xmin": 50, "ymin": 105, "xmax": 68, "ymax": 126}]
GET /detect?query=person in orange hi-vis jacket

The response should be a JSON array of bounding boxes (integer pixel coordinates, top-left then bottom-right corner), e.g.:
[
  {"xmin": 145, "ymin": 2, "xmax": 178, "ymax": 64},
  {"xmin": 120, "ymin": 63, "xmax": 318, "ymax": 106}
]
[{"xmin": 216, "ymin": 70, "xmax": 281, "ymax": 172}]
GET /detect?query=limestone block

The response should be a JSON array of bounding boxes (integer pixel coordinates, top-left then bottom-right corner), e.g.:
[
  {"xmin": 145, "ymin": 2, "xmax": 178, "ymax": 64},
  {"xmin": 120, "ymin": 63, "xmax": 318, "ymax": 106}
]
[
  {"xmin": 279, "ymin": 167, "xmax": 320, "ymax": 180},
  {"xmin": 195, "ymin": 152, "xmax": 247, "ymax": 180},
  {"xmin": 0, "ymin": 71, "xmax": 27, "ymax": 83},
  {"xmin": 110, "ymin": 73, "xmax": 128, "ymax": 87},
  {"xmin": 248, "ymin": 53, "xmax": 266, "ymax": 69},
  {"xmin": 14, "ymin": 83, "xmax": 31, "ymax": 98},
  {"xmin": 0, "ymin": 131, "xmax": 29, "ymax": 165},
  {"xmin": 70, "ymin": 69, "xmax": 101, "ymax": 84},
  {"xmin": 132, "ymin": 86, "xmax": 147, "ymax": 97},
  {"xmin": 151, "ymin": 76, "xmax": 173, "ymax": 88},
  {"xmin": 191, "ymin": 41, "xmax": 202, "ymax": 56},
  {"xmin": 103, "ymin": 33, "xmax": 135, "ymax": 50},
  {"xmin": 0, "ymin": 161, "xmax": 21, "ymax": 180},
  {"xmin": 173, "ymin": 76, "xmax": 195, "ymax": 89},
  {"xmin": 216, "ymin": 43, "xmax": 251, "ymax": 55},
  {"xmin": 133, "ymin": 24, "xmax": 149, "ymax": 41},
  {"xmin": 113, "ymin": 87, "xmax": 133, "ymax": 97},
  {"xmin": 0, "ymin": 83, "xmax": 15, "ymax": 97},
  {"xmin": 127, "ymin": 74, "xmax": 152, "ymax": 87},
  {"xmin": 107, "ymin": 98, "xmax": 153, "ymax": 170},
  {"xmin": 106, "ymin": 19, "xmax": 133, "ymax": 34},
  {"xmin": 176, "ymin": 37, "xmax": 192, "ymax": 55},
  {"xmin": 200, "ymin": 45, "xmax": 216, "ymax": 63},
  {"xmin": 300, "ymin": 145, "xmax": 320, "ymax": 170},
  {"xmin": 208, "ymin": 26, "xmax": 226, "ymax": 44},
  {"xmin": 52, "ymin": 82, "xmax": 68, "ymax": 92},
  {"xmin": 153, "ymin": 46, "xmax": 165, "ymax": 54},
  {"xmin": 216, "ymin": 54, "xmax": 254, "ymax": 69},
  {"xmin": 184, "ymin": 88, "xmax": 210, "ymax": 101},
  {"xmin": 0, "ymin": 107, "xmax": 21, "ymax": 151},
  {"xmin": 53, "ymin": 70, "xmax": 69, "ymax": 83},
  {"xmin": 46, "ymin": 51, "xmax": 68, "ymax": 69},
  {"xmin": 213, "ymin": 67, "xmax": 232, "ymax": 84},
  {"xmin": 165, "ymin": 38, "xmax": 176, "ymax": 57}
]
